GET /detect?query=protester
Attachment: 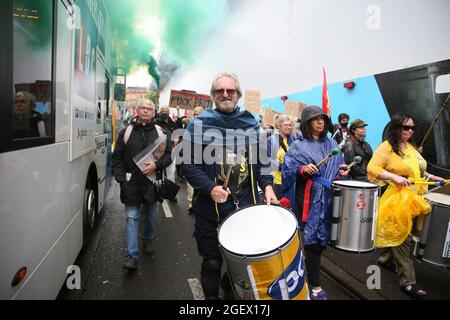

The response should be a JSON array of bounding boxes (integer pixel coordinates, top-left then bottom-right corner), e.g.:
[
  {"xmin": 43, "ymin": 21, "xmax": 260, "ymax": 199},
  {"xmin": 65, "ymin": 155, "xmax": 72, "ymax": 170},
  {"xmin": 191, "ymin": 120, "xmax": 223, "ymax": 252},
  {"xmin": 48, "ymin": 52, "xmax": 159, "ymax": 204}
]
[
  {"xmin": 367, "ymin": 113, "xmax": 444, "ymax": 298},
  {"xmin": 341, "ymin": 119, "xmax": 373, "ymax": 180},
  {"xmin": 182, "ymin": 72, "xmax": 276, "ymax": 299},
  {"xmin": 112, "ymin": 99, "xmax": 172, "ymax": 269},
  {"xmin": 283, "ymin": 106, "xmax": 349, "ymax": 300},
  {"xmin": 156, "ymin": 106, "xmax": 181, "ymax": 202},
  {"xmin": 186, "ymin": 106, "xmax": 204, "ymax": 215},
  {"xmin": 268, "ymin": 114, "xmax": 295, "ymax": 198},
  {"xmin": 331, "ymin": 113, "xmax": 350, "ymax": 147}
]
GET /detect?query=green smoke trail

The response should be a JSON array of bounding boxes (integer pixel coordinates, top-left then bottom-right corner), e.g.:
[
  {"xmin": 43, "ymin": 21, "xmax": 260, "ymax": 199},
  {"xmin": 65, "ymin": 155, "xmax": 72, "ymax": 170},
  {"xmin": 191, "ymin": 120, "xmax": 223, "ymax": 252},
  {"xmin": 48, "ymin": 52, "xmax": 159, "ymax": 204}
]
[
  {"xmin": 147, "ymin": 55, "xmax": 161, "ymax": 90},
  {"xmin": 105, "ymin": 0, "xmax": 232, "ymax": 87},
  {"xmin": 159, "ymin": 0, "xmax": 229, "ymax": 64},
  {"xmin": 107, "ymin": 0, "xmax": 158, "ymax": 73}
]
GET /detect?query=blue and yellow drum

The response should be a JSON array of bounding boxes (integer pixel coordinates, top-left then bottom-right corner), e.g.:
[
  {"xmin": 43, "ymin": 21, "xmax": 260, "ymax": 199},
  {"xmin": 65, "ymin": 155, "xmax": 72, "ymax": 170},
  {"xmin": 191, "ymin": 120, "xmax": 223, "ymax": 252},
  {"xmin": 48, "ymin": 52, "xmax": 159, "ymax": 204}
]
[{"xmin": 218, "ymin": 204, "xmax": 309, "ymax": 300}]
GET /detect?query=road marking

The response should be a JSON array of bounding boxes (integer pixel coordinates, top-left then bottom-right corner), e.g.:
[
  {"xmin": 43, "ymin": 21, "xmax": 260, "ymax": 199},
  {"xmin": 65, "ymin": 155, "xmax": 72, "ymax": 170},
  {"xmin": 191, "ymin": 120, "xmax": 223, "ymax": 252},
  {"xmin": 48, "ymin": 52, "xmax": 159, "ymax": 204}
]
[
  {"xmin": 162, "ymin": 200, "xmax": 173, "ymax": 218},
  {"xmin": 188, "ymin": 278, "xmax": 205, "ymax": 300}
]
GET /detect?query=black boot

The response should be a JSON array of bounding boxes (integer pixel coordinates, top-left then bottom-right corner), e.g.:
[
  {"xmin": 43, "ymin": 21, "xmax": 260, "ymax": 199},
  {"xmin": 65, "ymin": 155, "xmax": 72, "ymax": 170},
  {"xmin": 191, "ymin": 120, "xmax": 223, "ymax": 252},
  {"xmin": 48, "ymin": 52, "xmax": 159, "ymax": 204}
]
[{"xmin": 201, "ymin": 258, "xmax": 222, "ymax": 300}]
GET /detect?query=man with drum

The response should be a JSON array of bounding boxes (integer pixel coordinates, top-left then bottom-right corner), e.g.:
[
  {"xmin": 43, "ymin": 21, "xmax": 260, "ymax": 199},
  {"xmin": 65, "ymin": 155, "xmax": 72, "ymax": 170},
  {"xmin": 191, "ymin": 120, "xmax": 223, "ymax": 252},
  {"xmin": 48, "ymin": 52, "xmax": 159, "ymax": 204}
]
[{"xmin": 182, "ymin": 73, "xmax": 277, "ymax": 300}]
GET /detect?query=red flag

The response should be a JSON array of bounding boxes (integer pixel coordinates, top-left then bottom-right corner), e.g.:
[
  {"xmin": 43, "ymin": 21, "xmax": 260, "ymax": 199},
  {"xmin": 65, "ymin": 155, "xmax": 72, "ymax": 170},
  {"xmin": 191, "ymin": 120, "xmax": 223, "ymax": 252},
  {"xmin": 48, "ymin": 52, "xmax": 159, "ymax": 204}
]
[{"xmin": 322, "ymin": 67, "xmax": 331, "ymax": 116}]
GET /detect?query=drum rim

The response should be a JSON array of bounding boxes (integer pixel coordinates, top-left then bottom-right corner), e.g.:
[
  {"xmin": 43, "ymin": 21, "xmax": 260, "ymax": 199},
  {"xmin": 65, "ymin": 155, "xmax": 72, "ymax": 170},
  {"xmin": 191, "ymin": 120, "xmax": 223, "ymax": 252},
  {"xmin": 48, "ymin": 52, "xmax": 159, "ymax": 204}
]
[
  {"xmin": 218, "ymin": 203, "xmax": 299, "ymax": 257},
  {"xmin": 332, "ymin": 180, "xmax": 379, "ymax": 189},
  {"xmin": 424, "ymin": 192, "xmax": 450, "ymax": 206}
]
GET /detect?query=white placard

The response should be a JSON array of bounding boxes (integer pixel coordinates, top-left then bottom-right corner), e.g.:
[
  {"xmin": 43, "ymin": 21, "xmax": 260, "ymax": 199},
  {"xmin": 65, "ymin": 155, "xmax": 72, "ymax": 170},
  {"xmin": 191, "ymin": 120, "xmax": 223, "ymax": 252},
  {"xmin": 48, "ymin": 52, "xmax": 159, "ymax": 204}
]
[{"xmin": 133, "ymin": 134, "xmax": 166, "ymax": 181}]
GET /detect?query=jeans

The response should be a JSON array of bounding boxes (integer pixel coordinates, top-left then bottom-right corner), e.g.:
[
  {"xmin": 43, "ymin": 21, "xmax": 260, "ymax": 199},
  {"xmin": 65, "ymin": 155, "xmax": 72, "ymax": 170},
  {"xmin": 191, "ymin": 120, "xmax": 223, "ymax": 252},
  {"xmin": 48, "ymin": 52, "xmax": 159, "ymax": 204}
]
[{"xmin": 125, "ymin": 203, "xmax": 156, "ymax": 259}]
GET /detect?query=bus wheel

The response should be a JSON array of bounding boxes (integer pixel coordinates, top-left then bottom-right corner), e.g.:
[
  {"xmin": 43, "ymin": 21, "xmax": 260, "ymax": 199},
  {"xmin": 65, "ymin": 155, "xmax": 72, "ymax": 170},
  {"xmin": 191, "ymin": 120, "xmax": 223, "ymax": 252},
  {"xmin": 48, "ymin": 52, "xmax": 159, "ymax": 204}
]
[{"xmin": 83, "ymin": 188, "xmax": 97, "ymax": 247}]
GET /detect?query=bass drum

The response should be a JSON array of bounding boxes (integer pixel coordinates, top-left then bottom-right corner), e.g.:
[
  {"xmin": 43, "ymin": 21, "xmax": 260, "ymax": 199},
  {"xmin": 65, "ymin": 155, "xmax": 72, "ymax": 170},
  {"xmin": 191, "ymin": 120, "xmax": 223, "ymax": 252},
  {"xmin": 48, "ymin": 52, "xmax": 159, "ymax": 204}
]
[
  {"xmin": 218, "ymin": 204, "xmax": 309, "ymax": 300},
  {"xmin": 414, "ymin": 192, "xmax": 450, "ymax": 267}
]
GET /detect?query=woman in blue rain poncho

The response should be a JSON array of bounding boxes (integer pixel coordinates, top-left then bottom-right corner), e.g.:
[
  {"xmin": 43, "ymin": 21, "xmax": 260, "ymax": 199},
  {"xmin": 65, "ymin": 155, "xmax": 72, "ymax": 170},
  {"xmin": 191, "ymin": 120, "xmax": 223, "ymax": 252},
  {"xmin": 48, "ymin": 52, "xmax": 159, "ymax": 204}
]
[{"xmin": 282, "ymin": 106, "xmax": 349, "ymax": 300}]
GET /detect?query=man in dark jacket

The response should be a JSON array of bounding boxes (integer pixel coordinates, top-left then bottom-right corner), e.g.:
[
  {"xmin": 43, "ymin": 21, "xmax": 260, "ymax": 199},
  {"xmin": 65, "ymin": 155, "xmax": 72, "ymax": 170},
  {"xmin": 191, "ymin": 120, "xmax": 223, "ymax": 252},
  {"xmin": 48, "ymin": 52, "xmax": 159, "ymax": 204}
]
[
  {"xmin": 155, "ymin": 105, "xmax": 182, "ymax": 202},
  {"xmin": 182, "ymin": 73, "xmax": 276, "ymax": 299},
  {"xmin": 330, "ymin": 113, "xmax": 350, "ymax": 147},
  {"xmin": 341, "ymin": 119, "xmax": 373, "ymax": 180},
  {"xmin": 112, "ymin": 99, "xmax": 172, "ymax": 269}
]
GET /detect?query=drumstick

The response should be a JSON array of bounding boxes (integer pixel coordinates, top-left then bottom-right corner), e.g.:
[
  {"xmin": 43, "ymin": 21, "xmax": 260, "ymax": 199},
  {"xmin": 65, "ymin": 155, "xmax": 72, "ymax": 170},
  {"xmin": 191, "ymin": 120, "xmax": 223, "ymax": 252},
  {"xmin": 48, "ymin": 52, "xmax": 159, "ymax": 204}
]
[
  {"xmin": 271, "ymin": 197, "xmax": 291, "ymax": 208},
  {"xmin": 316, "ymin": 147, "xmax": 341, "ymax": 168},
  {"xmin": 344, "ymin": 156, "xmax": 362, "ymax": 171},
  {"xmin": 411, "ymin": 180, "xmax": 447, "ymax": 186},
  {"xmin": 223, "ymin": 153, "xmax": 236, "ymax": 189}
]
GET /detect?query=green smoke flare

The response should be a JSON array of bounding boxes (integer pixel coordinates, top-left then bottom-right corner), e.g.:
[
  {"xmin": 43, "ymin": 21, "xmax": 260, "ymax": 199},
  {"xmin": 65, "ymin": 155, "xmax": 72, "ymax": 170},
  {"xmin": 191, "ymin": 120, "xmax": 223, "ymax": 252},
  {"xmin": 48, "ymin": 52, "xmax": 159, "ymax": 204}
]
[
  {"xmin": 147, "ymin": 55, "xmax": 161, "ymax": 90},
  {"xmin": 105, "ymin": 0, "xmax": 230, "ymax": 91},
  {"xmin": 159, "ymin": 0, "xmax": 229, "ymax": 64}
]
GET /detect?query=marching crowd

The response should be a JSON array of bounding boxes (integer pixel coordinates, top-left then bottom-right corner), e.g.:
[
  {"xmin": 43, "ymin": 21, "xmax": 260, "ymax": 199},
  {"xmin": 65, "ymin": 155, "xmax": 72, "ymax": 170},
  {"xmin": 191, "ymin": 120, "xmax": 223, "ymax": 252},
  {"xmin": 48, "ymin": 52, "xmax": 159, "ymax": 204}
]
[{"xmin": 112, "ymin": 72, "xmax": 445, "ymax": 300}]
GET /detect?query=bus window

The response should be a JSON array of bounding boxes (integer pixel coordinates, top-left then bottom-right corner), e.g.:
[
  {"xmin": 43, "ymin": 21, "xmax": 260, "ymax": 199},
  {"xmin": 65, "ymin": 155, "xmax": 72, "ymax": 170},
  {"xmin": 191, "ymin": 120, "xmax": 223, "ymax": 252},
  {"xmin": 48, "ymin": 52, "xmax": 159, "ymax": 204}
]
[{"xmin": 12, "ymin": 0, "xmax": 53, "ymax": 141}]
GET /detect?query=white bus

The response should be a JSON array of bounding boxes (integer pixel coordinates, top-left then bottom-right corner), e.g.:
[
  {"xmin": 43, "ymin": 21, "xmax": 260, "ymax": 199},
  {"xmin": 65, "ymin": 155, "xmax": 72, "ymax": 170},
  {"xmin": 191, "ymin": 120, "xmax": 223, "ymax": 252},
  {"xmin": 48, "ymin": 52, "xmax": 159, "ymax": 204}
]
[{"xmin": 0, "ymin": 0, "xmax": 124, "ymax": 299}]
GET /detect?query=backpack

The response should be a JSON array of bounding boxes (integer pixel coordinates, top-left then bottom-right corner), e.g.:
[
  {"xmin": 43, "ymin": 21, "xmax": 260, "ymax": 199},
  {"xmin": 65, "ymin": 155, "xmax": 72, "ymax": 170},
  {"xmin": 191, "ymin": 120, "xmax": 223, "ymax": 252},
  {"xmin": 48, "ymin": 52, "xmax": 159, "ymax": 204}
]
[{"xmin": 123, "ymin": 124, "xmax": 164, "ymax": 145}]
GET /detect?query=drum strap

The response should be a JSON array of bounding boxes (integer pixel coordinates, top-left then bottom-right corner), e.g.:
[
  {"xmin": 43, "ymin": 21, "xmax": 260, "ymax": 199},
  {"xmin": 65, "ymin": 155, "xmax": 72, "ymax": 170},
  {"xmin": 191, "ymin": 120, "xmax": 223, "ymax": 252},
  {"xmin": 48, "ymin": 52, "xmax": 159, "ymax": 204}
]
[
  {"xmin": 230, "ymin": 188, "xmax": 240, "ymax": 209},
  {"xmin": 312, "ymin": 175, "xmax": 333, "ymax": 189}
]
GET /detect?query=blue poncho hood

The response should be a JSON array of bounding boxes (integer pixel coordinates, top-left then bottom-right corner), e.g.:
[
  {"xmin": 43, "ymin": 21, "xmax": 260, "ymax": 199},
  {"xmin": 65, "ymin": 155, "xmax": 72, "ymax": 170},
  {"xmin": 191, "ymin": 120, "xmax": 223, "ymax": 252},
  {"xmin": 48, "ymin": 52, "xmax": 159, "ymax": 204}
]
[{"xmin": 183, "ymin": 108, "xmax": 260, "ymax": 147}]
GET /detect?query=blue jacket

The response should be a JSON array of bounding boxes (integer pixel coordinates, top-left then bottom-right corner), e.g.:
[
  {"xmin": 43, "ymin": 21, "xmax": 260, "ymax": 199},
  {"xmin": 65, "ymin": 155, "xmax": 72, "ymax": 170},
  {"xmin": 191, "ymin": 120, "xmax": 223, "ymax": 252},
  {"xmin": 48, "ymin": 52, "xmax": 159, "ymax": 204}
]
[
  {"xmin": 182, "ymin": 108, "xmax": 273, "ymax": 222},
  {"xmin": 282, "ymin": 136, "xmax": 344, "ymax": 245}
]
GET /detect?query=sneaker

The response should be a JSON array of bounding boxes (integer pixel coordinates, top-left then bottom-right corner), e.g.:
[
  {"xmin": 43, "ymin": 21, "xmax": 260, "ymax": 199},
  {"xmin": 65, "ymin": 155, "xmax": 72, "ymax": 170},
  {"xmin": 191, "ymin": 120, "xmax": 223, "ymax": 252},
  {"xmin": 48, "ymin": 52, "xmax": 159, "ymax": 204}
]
[
  {"xmin": 143, "ymin": 241, "xmax": 155, "ymax": 255},
  {"xmin": 311, "ymin": 289, "xmax": 328, "ymax": 300},
  {"xmin": 124, "ymin": 256, "xmax": 138, "ymax": 269}
]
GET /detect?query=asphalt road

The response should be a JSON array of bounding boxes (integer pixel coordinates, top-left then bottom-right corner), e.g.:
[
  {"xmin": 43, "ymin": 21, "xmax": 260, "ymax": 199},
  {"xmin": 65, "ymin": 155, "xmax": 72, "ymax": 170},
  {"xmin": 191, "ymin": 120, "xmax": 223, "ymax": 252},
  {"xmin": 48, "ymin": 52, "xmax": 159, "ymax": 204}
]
[{"xmin": 58, "ymin": 180, "xmax": 356, "ymax": 300}]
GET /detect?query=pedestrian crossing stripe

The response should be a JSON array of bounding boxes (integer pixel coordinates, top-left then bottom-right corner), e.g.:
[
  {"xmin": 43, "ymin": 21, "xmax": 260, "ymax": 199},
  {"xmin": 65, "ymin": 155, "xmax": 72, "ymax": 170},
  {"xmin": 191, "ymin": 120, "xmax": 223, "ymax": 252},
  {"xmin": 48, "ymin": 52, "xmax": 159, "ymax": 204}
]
[
  {"xmin": 188, "ymin": 278, "xmax": 205, "ymax": 300},
  {"xmin": 162, "ymin": 200, "xmax": 173, "ymax": 218}
]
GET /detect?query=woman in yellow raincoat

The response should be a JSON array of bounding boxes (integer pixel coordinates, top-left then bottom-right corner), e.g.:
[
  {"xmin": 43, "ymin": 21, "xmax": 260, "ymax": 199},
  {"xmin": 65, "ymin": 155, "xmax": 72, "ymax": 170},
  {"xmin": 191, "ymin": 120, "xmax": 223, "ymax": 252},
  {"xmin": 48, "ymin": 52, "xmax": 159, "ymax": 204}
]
[{"xmin": 368, "ymin": 114, "xmax": 444, "ymax": 298}]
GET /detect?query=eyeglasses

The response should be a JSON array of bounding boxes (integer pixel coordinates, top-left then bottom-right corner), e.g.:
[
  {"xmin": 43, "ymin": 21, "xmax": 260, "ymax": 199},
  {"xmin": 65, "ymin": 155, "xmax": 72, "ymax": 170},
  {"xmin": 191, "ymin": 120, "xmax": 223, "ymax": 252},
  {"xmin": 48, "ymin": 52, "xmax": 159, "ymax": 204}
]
[
  {"xmin": 139, "ymin": 106, "xmax": 154, "ymax": 112},
  {"xmin": 401, "ymin": 125, "xmax": 415, "ymax": 131},
  {"xmin": 213, "ymin": 88, "xmax": 238, "ymax": 96}
]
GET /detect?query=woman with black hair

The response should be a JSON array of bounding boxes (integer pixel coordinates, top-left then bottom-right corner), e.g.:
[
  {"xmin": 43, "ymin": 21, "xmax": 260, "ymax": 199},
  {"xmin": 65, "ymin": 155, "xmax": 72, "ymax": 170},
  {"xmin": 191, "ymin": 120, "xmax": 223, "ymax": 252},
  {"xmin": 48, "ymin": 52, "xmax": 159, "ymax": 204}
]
[{"xmin": 368, "ymin": 113, "xmax": 444, "ymax": 299}]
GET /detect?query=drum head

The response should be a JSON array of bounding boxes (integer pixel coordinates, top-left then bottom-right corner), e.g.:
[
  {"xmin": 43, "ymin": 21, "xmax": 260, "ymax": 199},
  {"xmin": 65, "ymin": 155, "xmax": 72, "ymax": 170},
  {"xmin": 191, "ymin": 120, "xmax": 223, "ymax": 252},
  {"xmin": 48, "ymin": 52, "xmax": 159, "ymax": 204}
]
[
  {"xmin": 425, "ymin": 192, "xmax": 450, "ymax": 206},
  {"xmin": 333, "ymin": 180, "xmax": 379, "ymax": 189},
  {"xmin": 218, "ymin": 205, "xmax": 297, "ymax": 256}
]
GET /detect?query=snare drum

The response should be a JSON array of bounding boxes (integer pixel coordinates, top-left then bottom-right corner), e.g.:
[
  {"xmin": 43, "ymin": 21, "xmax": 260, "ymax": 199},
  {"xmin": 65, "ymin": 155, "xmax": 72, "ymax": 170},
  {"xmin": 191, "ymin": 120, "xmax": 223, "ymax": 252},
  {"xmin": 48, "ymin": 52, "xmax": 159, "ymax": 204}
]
[
  {"xmin": 330, "ymin": 180, "xmax": 380, "ymax": 252},
  {"xmin": 415, "ymin": 192, "xmax": 450, "ymax": 267},
  {"xmin": 218, "ymin": 204, "xmax": 309, "ymax": 300}
]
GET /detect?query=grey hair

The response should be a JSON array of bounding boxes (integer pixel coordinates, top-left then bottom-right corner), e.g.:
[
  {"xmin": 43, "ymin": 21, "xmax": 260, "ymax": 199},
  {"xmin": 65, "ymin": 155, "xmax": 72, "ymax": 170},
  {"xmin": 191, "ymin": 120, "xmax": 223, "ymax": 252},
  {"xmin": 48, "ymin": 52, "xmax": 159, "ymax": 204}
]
[
  {"xmin": 275, "ymin": 114, "xmax": 292, "ymax": 129},
  {"xmin": 137, "ymin": 99, "xmax": 155, "ymax": 109},
  {"xmin": 210, "ymin": 72, "xmax": 243, "ymax": 98},
  {"xmin": 15, "ymin": 91, "xmax": 36, "ymax": 104}
]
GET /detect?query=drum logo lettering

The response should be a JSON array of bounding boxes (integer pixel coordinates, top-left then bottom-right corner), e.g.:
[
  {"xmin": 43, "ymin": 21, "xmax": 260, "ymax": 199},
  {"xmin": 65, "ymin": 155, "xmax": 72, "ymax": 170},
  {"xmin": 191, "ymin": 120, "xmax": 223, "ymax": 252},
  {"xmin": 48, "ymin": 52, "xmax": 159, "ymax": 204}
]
[
  {"xmin": 267, "ymin": 249, "xmax": 305, "ymax": 300},
  {"xmin": 357, "ymin": 192, "xmax": 367, "ymax": 210},
  {"xmin": 361, "ymin": 217, "xmax": 373, "ymax": 224}
]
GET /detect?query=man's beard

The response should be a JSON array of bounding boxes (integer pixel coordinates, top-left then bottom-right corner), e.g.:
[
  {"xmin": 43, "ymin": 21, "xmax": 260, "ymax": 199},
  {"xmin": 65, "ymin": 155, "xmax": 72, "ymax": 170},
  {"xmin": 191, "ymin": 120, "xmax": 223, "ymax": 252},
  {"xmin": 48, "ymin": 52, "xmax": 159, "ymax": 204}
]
[{"xmin": 216, "ymin": 99, "xmax": 236, "ymax": 112}]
